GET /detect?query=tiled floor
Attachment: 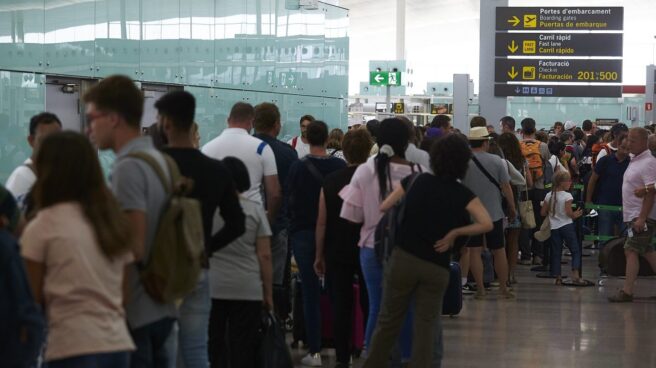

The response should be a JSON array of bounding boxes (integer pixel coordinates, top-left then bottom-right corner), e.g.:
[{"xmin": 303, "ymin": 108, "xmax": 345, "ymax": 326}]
[{"xmin": 291, "ymin": 249, "xmax": 656, "ymax": 367}]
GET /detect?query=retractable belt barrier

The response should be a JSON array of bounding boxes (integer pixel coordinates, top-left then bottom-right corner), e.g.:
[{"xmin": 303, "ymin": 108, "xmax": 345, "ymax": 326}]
[{"xmin": 581, "ymin": 202, "xmax": 623, "ymax": 242}]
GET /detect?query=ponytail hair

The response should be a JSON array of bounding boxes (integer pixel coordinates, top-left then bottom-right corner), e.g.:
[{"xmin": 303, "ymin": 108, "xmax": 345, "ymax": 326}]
[{"xmin": 375, "ymin": 118, "xmax": 409, "ymax": 199}]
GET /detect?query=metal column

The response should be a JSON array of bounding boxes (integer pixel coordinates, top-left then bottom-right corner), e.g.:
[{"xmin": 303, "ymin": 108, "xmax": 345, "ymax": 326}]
[{"xmin": 479, "ymin": 0, "xmax": 508, "ymax": 123}]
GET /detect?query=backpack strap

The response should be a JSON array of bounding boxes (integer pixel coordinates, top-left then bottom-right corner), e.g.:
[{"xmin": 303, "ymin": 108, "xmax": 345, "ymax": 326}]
[
  {"xmin": 127, "ymin": 151, "xmax": 186, "ymax": 195},
  {"xmin": 256, "ymin": 141, "xmax": 268, "ymax": 156},
  {"xmin": 24, "ymin": 162, "xmax": 35, "ymax": 174},
  {"xmin": 302, "ymin": 157, "xmax": 324, "ymax": 183},
  {"xmin": 292, "ymin": 136, "xmax": 298, "ymax": 149},
  {"xmin": 471, "ymin": 155, "xmax": 502, "ymax": 194}
]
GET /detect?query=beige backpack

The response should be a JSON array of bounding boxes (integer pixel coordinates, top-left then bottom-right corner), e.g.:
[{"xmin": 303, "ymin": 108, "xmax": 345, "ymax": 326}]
[{"xmin": 128, "ymin": 152, "xmax": 204, "ymax": 303}]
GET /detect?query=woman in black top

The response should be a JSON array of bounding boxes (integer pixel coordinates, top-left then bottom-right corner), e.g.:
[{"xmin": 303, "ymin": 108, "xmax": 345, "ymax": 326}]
[
  {"xmin": 363, "ymin": 134, "xmax": 493, "ymax": 368},
  {"xmin": 314, "ymin": 129, "xmax": 373, "ymax": 367}
]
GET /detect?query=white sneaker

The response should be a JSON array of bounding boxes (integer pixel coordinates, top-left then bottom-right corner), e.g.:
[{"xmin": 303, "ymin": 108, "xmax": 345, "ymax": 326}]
[{"xmin": 301, "ymin": 353, "xmax": 322, "ymax": 367}]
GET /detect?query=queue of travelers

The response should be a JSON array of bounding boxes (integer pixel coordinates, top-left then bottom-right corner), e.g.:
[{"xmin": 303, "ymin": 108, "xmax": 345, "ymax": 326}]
[{"xmin": 3, "ymin": 73, "xmax": 656, "ymax": 368}]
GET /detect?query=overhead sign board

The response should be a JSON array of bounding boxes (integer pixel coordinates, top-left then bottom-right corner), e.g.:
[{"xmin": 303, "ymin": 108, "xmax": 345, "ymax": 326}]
[
  {"xmin": 495, "ymin": 84, "xmax": 622, "ymax": 98},
  {"xmin": 494, "ymin": 6, "xmax": 623, "ymax": 98},
  {"xmin": 495, "ymin": 59, "xmax": 622, "ymax": 83},
  {"xmin": 496, "ymin": 7, "xmax": 623, "ymax": 31},
  {"xmin": 495, "ymin": 33, "xmax": 623, "ymax": 57},
  {"xmin": 392, "ymin": 102, "xmax": 405, "ymax": 114},
  {"xmin": 369, "ymin": 71, "xmax": 402, "ymax": 86}
]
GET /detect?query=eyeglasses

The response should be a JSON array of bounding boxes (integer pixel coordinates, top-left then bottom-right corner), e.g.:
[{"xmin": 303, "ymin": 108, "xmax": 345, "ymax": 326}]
[{"xmin": 86, "ymin": 111, "xmax": 110, "ymax": 123}]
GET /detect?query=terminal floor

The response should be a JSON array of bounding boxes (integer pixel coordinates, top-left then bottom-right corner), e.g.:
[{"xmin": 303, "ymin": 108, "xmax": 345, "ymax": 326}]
[{"xmin": 291, "ymin": 249, "xmax": 656, "ymax": 367}]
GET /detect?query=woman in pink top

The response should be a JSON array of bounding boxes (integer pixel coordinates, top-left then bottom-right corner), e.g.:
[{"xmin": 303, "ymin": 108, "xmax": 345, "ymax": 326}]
[
  {"xmin": 340, "ymin": 118, "xmax": 425, "ymax": 361},
  {"xmin": 21, "ymin": 132, "xmax": 135, "ymax": 367}
]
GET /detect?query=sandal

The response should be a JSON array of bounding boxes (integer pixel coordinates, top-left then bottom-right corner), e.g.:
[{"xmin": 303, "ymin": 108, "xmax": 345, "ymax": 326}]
[
  {"xmin": 561, "ymin": 279, "xmax": 595, "ymax": 287},
  {"xmin": 554, "ymin": 277, "xmax": 562, "ymax": 285}
]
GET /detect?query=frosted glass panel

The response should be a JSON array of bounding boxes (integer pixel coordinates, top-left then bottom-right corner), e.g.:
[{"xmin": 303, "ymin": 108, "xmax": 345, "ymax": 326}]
[
  {"xmin": 0, "ymin": 0, "xmax": 45, "ymax": 72},
  {"xmin": 0, "ymin": 71, "xmax": 45, "ymax": 184}
]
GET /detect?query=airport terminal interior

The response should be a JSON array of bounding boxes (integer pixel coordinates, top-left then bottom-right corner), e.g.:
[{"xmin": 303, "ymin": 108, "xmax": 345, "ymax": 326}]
[{"xmin": 1, "ymin": 0, "xmax": 656, "ymax": 367}]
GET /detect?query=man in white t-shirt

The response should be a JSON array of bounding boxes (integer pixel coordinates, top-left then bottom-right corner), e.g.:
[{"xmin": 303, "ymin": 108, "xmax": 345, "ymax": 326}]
[
  {"xmin": 202, "ymin": 102, "xmax": 282, "ymax": 224},
  {"xmin": 5, "ymin": 112, "xmax": 62, "ymax": 204},
  {"xmin": 287, "ymin": 114, "xmax": 314, "ymax": 159}
]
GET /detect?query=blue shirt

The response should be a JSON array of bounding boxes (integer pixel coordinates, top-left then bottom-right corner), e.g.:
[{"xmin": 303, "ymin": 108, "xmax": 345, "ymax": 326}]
[
  {"xmin": 253, "ymin": 133, "xmax": 299, "ymax": 234},
  {"xmin": 594, "ymin": 153, "xmax": 630, "ymax": 206}
]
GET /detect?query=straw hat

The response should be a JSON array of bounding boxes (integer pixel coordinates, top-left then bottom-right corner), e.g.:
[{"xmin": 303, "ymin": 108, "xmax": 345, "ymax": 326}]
[{"xmin": 468, "ymin": 126, "xmax": 490, "ymax": 141}]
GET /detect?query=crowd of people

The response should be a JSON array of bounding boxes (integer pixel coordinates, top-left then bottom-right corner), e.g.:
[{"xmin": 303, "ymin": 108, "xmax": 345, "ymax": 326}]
[{"xmin": 2, "ymin": 74, "xmax": 656, "ymax": 368}]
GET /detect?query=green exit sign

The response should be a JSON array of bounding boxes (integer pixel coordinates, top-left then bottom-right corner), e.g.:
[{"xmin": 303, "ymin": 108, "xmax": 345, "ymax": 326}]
[{"xmin": 369, "ymin": 71, "xmax": 402, "ymax": 86}]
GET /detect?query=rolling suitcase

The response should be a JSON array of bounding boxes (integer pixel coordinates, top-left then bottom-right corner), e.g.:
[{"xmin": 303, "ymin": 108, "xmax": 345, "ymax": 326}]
[
  {"xmin": 442, "ymin": 262, "xmax": 463, "ymax": 317},
  {"xmin": 351, "ymin": 282, "xmax": 365, "ymax": 352},
  {"xmin": 599, "ymin": 237, "xmax": 656, "ymax": 276}
]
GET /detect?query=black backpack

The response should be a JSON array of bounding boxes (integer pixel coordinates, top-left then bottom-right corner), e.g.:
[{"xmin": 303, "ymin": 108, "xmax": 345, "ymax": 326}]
[
  {"xmin": 374, "ymin": 165, "xmax": 422, "ymax": 264},
  {"xmin": 0, "ymin": 233, "xmax": 46, "ymax": 366}
]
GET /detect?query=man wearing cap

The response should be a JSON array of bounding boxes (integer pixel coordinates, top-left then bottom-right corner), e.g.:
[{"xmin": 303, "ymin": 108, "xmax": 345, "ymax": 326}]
[
  {"xmin": 347, "ymin": 116, "xmax": 362, "ymax": 131},
  {"xmin": 461, "ymin": 126, "xmax": 517, "ymax": 299},
  {"xmin": 564, "ymin": 120, "xmax": 577, "ymax": 131}
]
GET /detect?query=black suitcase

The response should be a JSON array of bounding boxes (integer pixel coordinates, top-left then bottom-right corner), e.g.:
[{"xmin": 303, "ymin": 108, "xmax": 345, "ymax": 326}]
[
  {"xmin": 599, "ymin": 237, "xmax": 656, "ymax": 276},
  {"xmin": 442, "ymin": 262, "xmax": 463, "ymax": 317}
]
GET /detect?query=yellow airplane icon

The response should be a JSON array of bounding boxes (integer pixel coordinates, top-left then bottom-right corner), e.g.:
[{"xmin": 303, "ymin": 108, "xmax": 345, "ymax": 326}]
[{"xmin": 524, "ymin": 14, "xmax": 537, "ymax": 28}]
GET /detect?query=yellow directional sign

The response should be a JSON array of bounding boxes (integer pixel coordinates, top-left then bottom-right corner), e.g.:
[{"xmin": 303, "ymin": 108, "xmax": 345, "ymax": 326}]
[
  {"xmin": 507, "ymin": 66, "xmax": 518, "ymax": 79},
  {"xmin": 522, "ymin": 40, "xmax": 536, "ymax": 54},
  {"xmin": 507, "ymin": 15, "xmax": 520, "ymax": 27},
  {"xmin": 523, "ymin": 14, "xmax": 536, "ymax": 28},
  {"xmin": 507, "ymin": 40, "xmax": 518, "ymax": 53}
]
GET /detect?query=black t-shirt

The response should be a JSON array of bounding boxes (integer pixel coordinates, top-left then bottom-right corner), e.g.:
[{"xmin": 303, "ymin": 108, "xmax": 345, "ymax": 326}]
[
  {"xmin": 398, "ymin": 173, "xmax": 475, "ymax": 269},
  {"xmin": 164, "ymin": 148, "xmax": 245, "ymax": 256},
  {"xmin": 322, "ymin": 166, "xmax": 361, "ymax": 266},
  {"xmin": 287, "ymin": 155, "xmax": 347, "ymax": 234}
]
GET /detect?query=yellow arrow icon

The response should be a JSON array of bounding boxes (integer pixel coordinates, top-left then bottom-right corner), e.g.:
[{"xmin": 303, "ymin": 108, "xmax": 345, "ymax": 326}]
[
  {"xmin": 507, "ymin": 66, "xmax": 518, "ymax": 80},
  {"xmin": 507, "ymin": 40, "xmax": 518, "ymax": 53},
  {"xmin": 507, "ymin": 16, "xmax": 520, "ymax": 27}
]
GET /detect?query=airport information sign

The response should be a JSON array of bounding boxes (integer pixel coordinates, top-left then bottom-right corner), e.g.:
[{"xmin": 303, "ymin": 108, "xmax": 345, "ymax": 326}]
[
  {"xmin": 495, "ymin": 7, "xmax": 623, "ymax": 31},
  {"xmin": 369, "ymin": 71, "xmax": 402, "ymax": 86},
  {"xmin": 494, "ymin": 6, "xmax": 623, "ymax": 98},
  {"xmin": 495, "ymin": 33, "xmax": 623, "ymax": 57},
  {"xmin": 494, "ymin": 84, "xmax": 622, "ymax": 98},
  {"xmin": 494, "ymin": 59, "xmax": 622, "ymax": 83}
]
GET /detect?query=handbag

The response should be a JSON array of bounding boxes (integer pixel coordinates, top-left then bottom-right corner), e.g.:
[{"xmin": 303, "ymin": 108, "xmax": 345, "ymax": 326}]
[
  {"xmin": 518, "ymin": 168, "xmax": 536, "ymax": 229},
  {"xmin": 534, "ymin": 215, "xmax": 551, "ymax": 242}
]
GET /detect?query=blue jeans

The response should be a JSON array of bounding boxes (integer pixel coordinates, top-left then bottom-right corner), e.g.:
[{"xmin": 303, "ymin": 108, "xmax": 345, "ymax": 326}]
[
  {"xmin": 48, "ymin": 351, "xmax": 130, "ymax": 368},
  {"xmin": 360, "ymin": 247, "xmax": 413, "ymax": 361},
  {"xmin": 597, "ymin": 209, "xmax": 626, "ymax": 250},
  {"xmin": 550, "ymin": 223, "xmax": 582, "ymax": 277},
  {"xmin": 291, "ymin": 230, "xmax": 322, "ymax": 353},
  {"xmin": 178, "ymin": 270, "xmax": 210, "ymax": 368},
  {"xmin": 129, "ymin": 317, "xmax": 176, "ymax": 368}
]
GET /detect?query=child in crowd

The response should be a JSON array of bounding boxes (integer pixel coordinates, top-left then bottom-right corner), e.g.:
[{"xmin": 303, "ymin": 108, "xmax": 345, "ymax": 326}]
[{"xmin": 540, "ymin": 171, "xmax": 586, "ymax": 285}]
